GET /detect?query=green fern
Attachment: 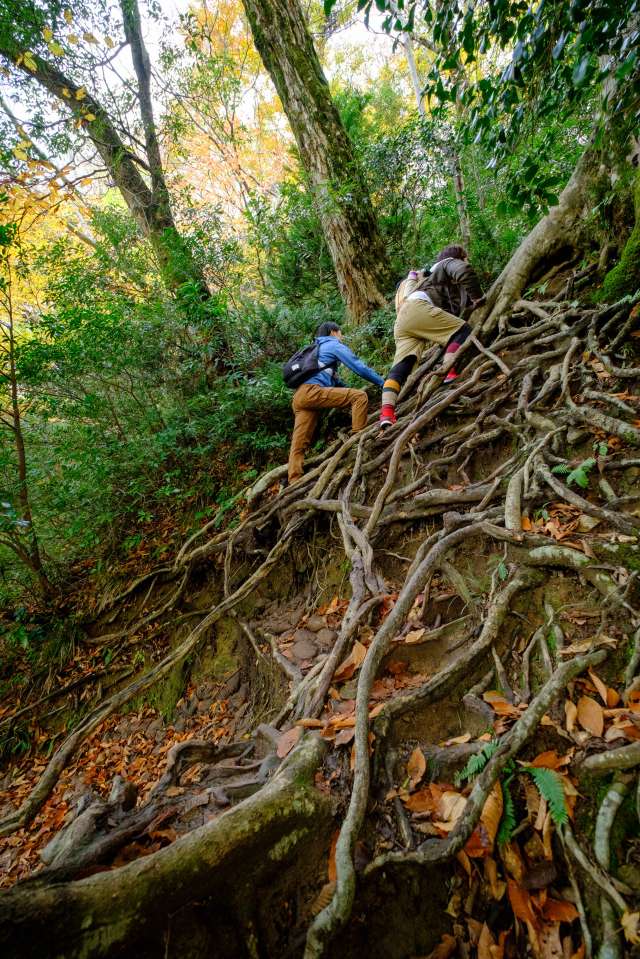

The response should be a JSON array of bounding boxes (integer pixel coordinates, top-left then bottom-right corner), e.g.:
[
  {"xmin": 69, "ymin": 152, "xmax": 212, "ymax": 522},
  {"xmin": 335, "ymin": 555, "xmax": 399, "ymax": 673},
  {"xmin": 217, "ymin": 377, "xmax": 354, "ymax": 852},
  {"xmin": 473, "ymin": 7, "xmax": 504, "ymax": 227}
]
[
  {"xmin": 497, "ymin": 776, "xmax": 516, "ymax": 845},
  {"xmin": 567, "ymin": 457, "xmax": 596, "ymax": 489},
  {"xmin": 456, "ymin": 741, "xmax": 499, "ymax": 785},
  {"xmin": 551, "ymin": 462, "xmax": 571, "ymax": 476},
  {"xmin": 524, "ymin": 766, "xmax": 568, "ymax": 825}
]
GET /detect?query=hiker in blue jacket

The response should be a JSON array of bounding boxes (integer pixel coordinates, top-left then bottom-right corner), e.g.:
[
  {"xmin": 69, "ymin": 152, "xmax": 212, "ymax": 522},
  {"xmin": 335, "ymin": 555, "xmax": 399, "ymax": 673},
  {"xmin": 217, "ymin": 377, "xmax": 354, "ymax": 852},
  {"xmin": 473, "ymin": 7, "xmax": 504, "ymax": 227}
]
[{"xmin": 288, "ymin": 322, "xmax": 383, "ymax": 483}]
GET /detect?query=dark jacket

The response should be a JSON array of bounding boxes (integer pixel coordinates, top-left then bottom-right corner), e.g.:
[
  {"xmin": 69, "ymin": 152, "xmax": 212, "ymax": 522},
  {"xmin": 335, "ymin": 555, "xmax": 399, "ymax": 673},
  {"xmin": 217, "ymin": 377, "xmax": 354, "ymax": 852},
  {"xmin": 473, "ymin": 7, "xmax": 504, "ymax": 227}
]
[{"xmin": 420, "ymin": 257, "xmax": 482, "ymax": 317}]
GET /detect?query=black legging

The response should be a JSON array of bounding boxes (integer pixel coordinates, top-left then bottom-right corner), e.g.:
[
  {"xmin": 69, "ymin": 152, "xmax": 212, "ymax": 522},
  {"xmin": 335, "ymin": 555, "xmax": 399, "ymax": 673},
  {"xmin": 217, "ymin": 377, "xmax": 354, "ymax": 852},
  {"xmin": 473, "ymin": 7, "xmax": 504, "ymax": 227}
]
[{"xmin": 386, "ymin": 322, "xmax": 471, "ymax": 392}]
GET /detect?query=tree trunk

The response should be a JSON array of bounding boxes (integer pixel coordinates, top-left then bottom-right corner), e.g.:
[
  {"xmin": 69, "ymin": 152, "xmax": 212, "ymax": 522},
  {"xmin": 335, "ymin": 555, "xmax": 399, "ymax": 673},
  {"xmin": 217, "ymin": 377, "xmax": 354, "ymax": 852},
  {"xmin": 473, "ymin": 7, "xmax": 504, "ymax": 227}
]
[
  {"xmin": 240, "ymin": 0, "xmax": 390, "ymax": 322},
  {"xmin": 1, "ymin": 260, "xmax": 51, "ymax": 596},
  {"xmin": 390, "ymin": 3, "xmax": 471, "ymax": 250},
  {"xmin": 0, "ymin": 736, "xmax": 330, "ymax": 959},
  {"xmin": 479, "ymin": 145, "xmax": 602, "ymax": 334},
  {"xmin": 2, "ymin": 47, "xmax": 209, "ymax": 301}
]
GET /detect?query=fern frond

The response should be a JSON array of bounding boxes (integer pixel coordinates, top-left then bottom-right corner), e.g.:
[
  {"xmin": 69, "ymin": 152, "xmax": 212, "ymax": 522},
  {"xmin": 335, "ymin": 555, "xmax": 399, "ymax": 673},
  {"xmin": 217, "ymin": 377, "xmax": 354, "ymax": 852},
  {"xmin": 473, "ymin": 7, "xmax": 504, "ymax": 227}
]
[
  {"xmin": 497, "ymin": 776, "xmax": 516, "ymax": 845},
  {"xmin": 456, "ymin": 741, "xmax": 499, "ymax": 785},
  {"xmin": 524, "ymin": 766, "xmax": 568, "ymax": 825},
  {"xmin": 551, "ymin": 462, "xmax": 571, "ymax": 475}
]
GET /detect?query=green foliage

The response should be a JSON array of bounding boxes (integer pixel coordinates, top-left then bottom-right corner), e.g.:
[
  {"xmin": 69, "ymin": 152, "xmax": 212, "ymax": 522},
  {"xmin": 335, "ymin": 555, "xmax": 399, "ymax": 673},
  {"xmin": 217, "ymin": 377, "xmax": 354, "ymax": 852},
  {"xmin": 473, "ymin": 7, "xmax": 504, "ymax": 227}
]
[
  {"xmin": 497, "ymin": 776, "xmax": 517, "ymax": 845},
  {"xmin": 456, "ymin": 740, "xmax": 499, "ymax": 785},
  {"xmin": 552, "ymin": 457, "xmax": 596, "ymax": 488},
  {"xmin": 524, "ymin": 766, "xmax": 569, "ymax": 826},
  {"xmin": 324, "ymin": 0, "xmax": 639, "ymax": 211}
]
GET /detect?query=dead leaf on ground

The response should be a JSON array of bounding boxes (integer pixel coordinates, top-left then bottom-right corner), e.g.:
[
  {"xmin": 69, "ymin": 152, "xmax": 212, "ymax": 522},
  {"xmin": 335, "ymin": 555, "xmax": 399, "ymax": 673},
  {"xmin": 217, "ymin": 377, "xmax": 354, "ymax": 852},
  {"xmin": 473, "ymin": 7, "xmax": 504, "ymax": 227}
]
[
  {"xmin": 622, "ymin": 910, "xmax": 640, "ymax": 944},
  {"xmin": 420, "ymin": 932, "xmax": 457, "ymax": 959},
  {"xmin": 466, "ymin": 782, "xmax": 503, "ymax": 858},
  {"xmin": 405, "ymin": 627, "xmax": 426, "ymax": 645},
  {"xmin": 529, "ymin": 750, "xmax": 572, "ymax": 770},
  {"xmin": 311, "ymin": 881, "xmax": 335, "ymax": 916},
  {"xmin": 333, "ymin": 640, "xmax": 367, "ymax": 683},
  {"xmin": 543, "ymin": 898, "xmax": 579, "ymax": 923},
  {"xmin": 276, "ymin": 726, "xmax": 301, "ymax": 758},
  {"xmin": 407, "ymin": 746, "xmax": 426, "ymax": 789},
  {"xmin": 403, "ymin": 785, "xmax": 439, "ymax": 813},
  {"xmin": 478, "ymin": 923, "xmax": 496, "ymax": 959},
  {"xmin": 440, "ymin": 732, "xmax": 472, "ymax": 746},
  {"xmin": 588, "ymin": 669, "xmax": 609, "ymax": 706},
  {"xmin": 565, "ymin": 699, "xmax": 578, "ymax": 733},
  {"xmin": 434, "ymin": 790, "xmax": 467, "ymax": 831},
  {"xmin": 327, "ymin": 830, "xmax": 339, "ymax": 881},
  {"xmin": 507, "ymin": 879, "xmax": 540, "ymax": 929},
  {"xmin": 484, "ymin": 856, "xmax": 507, "ymax": 900},
  {"xmin": 576, "ymin": 695, "xmax": 604, "ymax": 737},
  {"xmin": 500, "ymin": 842, "xmax": 526, "ymax": 884}
]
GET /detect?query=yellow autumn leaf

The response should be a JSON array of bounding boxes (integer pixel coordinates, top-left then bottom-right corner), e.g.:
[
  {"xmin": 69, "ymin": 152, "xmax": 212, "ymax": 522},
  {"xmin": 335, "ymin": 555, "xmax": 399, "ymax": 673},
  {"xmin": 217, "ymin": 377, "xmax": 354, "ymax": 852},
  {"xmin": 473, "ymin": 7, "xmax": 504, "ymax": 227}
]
[
  {"xmin": 83, "ymin": 32, "xmax": 98, "ymax": 44},
  {"xmin": 48, "ymin": 41, "xmax": 65, "ymax": 56},
  {"xmin": 62, "ymin": 87, "xmax": 71, "ymax": 98},
  {"xmin": 105, "ymin": 36, "xmax": 115, "ymax": 48},
  {"xmin": 13, "ymin": 146, "xmax": 28, "ymax": 161},
  {"xmin": 75, "ymin": 87, "xmax": 87, "ymax": 100},
  {"xmin": 64, "ymin": 8, "xmax": 73, "ymax": 22},
  {"xmin": 22, "ymin": 51, "xmax": 37, "ymax": 72},
  {"xmin": 68, "ymin": 34, "xmax": 79, "ymax": 44},
  {"xmin": 84, "ymin": 112, "xmax": 96, "ymax": 122},
  {"xmin": 622, "ymin": 911, "xmax": 640, "ymax": 944},
  {"xmin": 43, "ymin": 26, "xmax": 53, "ymax": 41}
]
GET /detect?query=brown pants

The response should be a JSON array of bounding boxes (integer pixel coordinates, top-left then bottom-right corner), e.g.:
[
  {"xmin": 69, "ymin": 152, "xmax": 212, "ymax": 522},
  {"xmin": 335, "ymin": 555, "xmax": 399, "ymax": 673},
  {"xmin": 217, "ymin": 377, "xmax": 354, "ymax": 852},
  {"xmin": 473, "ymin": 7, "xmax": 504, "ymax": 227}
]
[{"xmin": 288, "ymin": 384, "xmax": 369, "ymax": 482}]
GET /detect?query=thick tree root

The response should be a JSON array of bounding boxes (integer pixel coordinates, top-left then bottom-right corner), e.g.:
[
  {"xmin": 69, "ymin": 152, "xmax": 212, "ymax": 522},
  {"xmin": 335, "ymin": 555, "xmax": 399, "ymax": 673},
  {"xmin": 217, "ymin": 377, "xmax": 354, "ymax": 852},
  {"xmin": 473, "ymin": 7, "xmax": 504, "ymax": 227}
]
[{"xmin": 0, "ymin": 735, "xmax": 330, "ymax": 959}]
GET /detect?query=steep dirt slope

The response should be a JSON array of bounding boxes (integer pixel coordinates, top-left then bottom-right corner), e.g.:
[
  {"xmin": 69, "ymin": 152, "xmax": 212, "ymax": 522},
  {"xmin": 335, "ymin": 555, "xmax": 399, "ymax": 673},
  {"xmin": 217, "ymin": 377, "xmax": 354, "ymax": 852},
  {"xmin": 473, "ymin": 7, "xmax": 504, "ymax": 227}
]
[{"xmin": 1, "ymin": 293, "xmax": 640, "ymax": 959}]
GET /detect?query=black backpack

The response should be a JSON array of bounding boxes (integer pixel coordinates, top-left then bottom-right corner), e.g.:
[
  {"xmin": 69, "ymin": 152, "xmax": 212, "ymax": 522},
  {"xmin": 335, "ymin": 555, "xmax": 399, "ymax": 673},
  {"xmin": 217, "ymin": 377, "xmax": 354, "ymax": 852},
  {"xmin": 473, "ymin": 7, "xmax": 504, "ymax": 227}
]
[{"xmin": 282, "ymin": 343, "xmax": 335, "ymax": 389}]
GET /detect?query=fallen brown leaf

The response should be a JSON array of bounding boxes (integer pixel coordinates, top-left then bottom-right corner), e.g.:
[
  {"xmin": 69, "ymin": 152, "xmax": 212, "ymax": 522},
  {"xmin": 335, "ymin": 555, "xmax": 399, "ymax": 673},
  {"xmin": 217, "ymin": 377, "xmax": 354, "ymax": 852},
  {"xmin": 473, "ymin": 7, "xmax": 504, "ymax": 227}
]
[
  {"xmin": 407, "ymin": 746, "xmax": 427, "ymax": 789},
  {"xmin": 543, "ymin": 898, "xmax": 579, "ymax": 923},
  {"xmin": 576, "ymin": 695, "xmax": 604, "ymax": 737},
  {"xmin": 622, "ymin": 910, "xmax": 640, "ymax": 944},
  {"xmin": 276, "ymin": 726, "xmax": 302, "ymax": 758}
]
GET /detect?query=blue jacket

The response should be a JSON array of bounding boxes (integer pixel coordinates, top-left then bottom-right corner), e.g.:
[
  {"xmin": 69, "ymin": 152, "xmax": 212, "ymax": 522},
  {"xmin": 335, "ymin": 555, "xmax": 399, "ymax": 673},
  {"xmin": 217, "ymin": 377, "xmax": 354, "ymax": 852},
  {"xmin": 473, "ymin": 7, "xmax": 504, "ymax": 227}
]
[{"xmin": 304, "ymin": 336, "xmax": 384, "ymax": 389}]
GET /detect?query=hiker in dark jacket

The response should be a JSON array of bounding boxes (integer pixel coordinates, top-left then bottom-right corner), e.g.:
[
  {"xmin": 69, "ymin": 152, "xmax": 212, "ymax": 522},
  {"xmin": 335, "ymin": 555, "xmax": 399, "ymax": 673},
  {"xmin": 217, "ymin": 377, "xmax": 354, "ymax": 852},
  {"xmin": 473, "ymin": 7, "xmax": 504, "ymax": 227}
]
[
  {"xmin": 288, "ymin": 322, "xmax": 384, "ymax": 483},
  {"xmin": 379, "ymin": 245, "xmax": 484, "ymax": 429}
]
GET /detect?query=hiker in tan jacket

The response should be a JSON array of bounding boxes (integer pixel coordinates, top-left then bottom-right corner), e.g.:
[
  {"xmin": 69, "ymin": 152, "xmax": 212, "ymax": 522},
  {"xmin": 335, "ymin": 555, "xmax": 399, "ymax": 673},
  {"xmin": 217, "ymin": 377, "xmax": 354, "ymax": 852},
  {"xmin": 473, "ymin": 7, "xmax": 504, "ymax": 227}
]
[{"xmin": 379, "ymin": 245, "xmax": 484, "ymax": 429}]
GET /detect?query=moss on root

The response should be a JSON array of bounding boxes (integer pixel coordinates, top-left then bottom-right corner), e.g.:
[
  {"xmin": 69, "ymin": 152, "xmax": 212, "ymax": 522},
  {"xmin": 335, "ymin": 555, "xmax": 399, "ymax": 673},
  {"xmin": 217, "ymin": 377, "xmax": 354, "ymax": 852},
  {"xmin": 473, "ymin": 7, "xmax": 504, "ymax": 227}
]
[{"xmin": 602, "ymin": 171, "xmax": 640, "ymax": 300}]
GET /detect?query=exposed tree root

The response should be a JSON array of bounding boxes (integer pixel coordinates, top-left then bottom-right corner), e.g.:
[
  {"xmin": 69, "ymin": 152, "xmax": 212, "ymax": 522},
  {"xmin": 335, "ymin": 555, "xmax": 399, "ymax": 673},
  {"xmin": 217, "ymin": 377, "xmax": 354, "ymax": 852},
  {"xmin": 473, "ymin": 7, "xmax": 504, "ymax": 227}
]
[
  {"xmin": 2, "ymin": 289, "xmax": 640, "ymax": 959},
  {"xmin": 0, "ymin": 736, "xmax": 330, "ymax": 959}
]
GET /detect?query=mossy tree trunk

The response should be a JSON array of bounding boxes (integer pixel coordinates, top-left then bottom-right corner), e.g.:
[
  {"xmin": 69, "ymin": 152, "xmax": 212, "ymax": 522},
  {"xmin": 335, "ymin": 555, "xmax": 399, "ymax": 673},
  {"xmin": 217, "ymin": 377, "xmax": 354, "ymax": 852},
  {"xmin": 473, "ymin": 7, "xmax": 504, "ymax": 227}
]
[
  {"xmin": 240, "ymin": 0, "xmax": 391, "ymax": 322},
  {"xmin": 602, "ymin": 168, "xmax": 640, "ymax": 300}
]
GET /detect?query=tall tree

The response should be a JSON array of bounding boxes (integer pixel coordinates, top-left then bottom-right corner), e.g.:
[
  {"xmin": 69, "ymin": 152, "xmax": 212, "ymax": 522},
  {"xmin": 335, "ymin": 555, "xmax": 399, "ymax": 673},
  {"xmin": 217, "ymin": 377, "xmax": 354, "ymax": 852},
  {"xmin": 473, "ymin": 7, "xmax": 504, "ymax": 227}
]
[
  {"xmin": 0, "ymin": 0, "xmax": 210, "ymax": 302},
  {"xmin": 0, "ymin": 216, "xmax": 51, "ymax": 596},
  {"xmin": 240, "ymin": 0, "xmax": 391, "ymax": 321}
]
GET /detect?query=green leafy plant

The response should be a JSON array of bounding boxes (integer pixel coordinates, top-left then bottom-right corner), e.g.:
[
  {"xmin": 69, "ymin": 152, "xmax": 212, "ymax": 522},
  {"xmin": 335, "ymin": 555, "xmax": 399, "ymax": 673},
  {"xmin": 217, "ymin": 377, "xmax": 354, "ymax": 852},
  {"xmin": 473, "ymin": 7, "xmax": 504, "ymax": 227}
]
[
  {"xmin": 551, "ymin": 457, "xmax": 596, "ymax": 489},
  {"xmin": 523, "ymin": 766, "xmax": 568, "ymax": 825},
  {"xmin": 497, "ymin": 775, "xmax": 517, "ymax": 845},
  {"xmin": 456, "ymin": 740, "xmax": 499, "ymax": 785}
]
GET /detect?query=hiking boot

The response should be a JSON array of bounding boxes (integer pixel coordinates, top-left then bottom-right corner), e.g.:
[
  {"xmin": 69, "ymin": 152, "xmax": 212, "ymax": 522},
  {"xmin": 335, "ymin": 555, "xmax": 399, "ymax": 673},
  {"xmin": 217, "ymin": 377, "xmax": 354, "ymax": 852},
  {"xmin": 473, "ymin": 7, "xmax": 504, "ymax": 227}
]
[
  {"xmin": 379, "ymin": 406, "xmax": 397, "ymax": 430},
  {"xmin": 443, "ymin": 369, "xmax": 459, "ymax": 386}
]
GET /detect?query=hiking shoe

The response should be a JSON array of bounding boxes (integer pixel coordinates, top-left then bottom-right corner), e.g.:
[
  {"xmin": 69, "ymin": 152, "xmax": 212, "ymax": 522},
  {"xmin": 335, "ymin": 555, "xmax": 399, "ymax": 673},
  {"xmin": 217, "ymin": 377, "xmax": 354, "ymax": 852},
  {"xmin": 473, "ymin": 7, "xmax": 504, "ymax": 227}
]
[
  {"xmin": 443, "ymin": 369, "xmax": 459, "ymax": 386},
  {"xmin": 379, "ymin": 407, "xmax": 397, "ymax": 430}
]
